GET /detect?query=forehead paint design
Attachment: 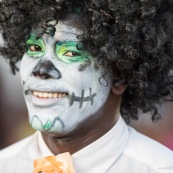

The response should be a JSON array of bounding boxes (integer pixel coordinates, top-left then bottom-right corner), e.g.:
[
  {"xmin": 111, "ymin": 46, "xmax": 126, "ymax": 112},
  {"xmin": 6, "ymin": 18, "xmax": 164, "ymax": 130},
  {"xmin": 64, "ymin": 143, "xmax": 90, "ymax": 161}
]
[
  {"xmin": 55, "ymin": 20, "xmax": 82, "ymax": 39},
  {"xmin": 45, "ymin": 20, "xmax": 58, "ymax": 36}
]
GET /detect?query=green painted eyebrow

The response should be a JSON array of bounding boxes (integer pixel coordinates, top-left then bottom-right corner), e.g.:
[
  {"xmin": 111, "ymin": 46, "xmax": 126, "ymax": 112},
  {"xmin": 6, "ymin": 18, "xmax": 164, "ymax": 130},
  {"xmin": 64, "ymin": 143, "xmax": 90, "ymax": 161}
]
[
  {"xmin": 26, "ymin": 34, "xmax": 45, "ymax": 57},
  {"xmin": 55, "ymin": 41, "xmax": 91, "ymax": 63}
]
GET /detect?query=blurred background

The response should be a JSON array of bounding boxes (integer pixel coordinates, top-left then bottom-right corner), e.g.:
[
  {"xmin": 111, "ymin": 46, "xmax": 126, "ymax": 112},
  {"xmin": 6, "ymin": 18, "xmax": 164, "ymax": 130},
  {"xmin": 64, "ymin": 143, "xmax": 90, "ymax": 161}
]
[
  {"xmin": 0, "ymin": 32, "xmax": 173, "ymax": 150},
  {"xmin": 0, "ymin": 57, "xmax": 34, "ymax": 149}
]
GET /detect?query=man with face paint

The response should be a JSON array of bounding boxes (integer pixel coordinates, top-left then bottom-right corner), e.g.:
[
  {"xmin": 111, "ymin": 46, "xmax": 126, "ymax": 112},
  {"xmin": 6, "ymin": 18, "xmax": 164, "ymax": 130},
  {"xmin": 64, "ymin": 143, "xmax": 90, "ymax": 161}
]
[
  {"xmin": 23, "ymin": 27, "xmax": 111, "ymax": 134},
  {"xmin": 0, "ymin": 0, "xmax": 173, "ymax": 172}
]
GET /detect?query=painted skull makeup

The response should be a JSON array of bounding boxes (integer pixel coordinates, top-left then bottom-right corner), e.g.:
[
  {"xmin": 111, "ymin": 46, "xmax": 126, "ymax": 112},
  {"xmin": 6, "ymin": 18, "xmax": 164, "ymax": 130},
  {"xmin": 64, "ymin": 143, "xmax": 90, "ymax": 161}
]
[{"xmin": 20, "ymin": 20, "xmax": 111, "ymax": 133}]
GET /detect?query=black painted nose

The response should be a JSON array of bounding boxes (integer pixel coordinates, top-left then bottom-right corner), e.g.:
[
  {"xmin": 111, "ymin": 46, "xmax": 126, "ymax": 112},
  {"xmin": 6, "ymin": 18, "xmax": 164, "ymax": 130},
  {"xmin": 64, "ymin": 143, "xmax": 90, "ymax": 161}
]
[{"xmin": 32, "ymin": 60, "xmax": 62, "ymax": 79}]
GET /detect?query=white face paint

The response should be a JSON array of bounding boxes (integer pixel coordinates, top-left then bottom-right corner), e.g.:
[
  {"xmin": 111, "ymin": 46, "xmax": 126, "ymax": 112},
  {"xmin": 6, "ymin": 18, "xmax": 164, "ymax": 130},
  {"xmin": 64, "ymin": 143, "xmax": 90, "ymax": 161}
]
[{"xmin": 20, "ymin": 20, "xmax": 111, "ymax": 134}]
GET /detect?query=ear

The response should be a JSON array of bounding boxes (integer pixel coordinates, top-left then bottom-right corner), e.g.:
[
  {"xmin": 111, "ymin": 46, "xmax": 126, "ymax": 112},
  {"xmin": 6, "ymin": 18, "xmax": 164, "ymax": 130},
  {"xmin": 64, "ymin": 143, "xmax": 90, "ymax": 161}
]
[
  {"xmin": 111, "ymin": 69, "xmax": 127, "ymax": 95},
  {"xmin": 111, "ymin": 84, "xmax": 127, "ymax": 95}
]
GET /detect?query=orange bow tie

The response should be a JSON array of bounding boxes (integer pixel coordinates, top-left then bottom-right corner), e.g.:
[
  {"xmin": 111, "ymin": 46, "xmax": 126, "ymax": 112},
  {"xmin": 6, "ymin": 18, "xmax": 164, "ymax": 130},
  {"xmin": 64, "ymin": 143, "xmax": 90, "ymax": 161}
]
[{"xmin": 33, "ymin": 152, "xmax": 76, "ymax": 173}]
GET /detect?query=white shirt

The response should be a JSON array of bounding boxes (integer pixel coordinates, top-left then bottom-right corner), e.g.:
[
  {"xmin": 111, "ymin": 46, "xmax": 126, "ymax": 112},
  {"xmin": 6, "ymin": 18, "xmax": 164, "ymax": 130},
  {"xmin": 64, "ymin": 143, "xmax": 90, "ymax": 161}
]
[{"xmin": 0, "ymin": 116, "xmax": 173, "ymax": 173}]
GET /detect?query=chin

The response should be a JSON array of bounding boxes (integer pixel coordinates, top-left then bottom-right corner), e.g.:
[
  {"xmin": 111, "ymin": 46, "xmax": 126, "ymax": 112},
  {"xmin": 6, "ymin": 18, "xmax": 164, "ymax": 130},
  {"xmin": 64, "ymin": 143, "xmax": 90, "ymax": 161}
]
[
  {"xmin": 38, "ymin": 126, "xmax": 80, "ymax": 139},
  {"xmin": 30, "ymin": 117, "xmax": 78, "ymax": 136}
]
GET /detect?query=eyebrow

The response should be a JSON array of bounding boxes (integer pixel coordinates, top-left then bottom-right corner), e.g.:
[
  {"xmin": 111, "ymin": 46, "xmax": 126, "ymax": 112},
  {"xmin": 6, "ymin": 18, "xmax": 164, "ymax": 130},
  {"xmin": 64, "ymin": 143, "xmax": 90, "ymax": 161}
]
[
  {"xmin": 55, "ymin": 41, "xmax": 78, "ymax": 46},
  {"xmin": 55, "ymin": 41, "xmax": 65, "ymax": 45},
  {"xmin": 56, "ymin": 31, "xmax": 80, "ymax": 35}
]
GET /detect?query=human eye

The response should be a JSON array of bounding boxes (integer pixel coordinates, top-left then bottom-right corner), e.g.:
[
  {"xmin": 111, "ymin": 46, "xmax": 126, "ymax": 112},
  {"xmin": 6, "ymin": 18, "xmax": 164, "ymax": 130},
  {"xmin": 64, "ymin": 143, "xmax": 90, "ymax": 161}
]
[
  {"xmin": 63, "ymin": 51, "xmax": 81, "ymax": 57},
  {"xmin": 55, "ymin": 41, "xmax": 90, "ymax": 63},
  {"xmin": 28, "ymin": 44, "xmax": 42, "ymax": 52},
  {"xmin": 26, "ymin": 34, "xmax": 45, "ymax": 57}
]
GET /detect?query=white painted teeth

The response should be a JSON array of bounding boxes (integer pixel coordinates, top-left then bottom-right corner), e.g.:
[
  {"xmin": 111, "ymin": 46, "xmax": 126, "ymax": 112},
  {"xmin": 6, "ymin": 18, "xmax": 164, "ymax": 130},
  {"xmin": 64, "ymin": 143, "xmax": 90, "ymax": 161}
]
[{"xmin": 32, "ymin": 91, "xmax": 67, "ymax": 98}]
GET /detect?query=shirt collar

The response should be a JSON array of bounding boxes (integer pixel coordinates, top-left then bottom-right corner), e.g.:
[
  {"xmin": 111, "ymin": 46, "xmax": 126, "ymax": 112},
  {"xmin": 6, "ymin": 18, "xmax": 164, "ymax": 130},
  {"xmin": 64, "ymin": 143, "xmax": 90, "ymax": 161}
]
[{"xmin": 37, "ymin": 115, "xmax": 130, "ymax": 173}]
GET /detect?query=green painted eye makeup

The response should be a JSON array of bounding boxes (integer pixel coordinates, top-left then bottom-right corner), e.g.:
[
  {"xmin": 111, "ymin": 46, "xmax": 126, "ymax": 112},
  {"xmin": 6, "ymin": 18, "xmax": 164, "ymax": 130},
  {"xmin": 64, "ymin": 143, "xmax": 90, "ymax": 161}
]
[
  {"xmin": 55, "ymin": 41, "xmax": 90, "ymax": 63},
  {"xmin": 26, "ymin": 35, "xmax": 90, "ymax": 63},
  {"xmin": 26, "ymin": 34, "xmax": 45, "ymax": 57}
]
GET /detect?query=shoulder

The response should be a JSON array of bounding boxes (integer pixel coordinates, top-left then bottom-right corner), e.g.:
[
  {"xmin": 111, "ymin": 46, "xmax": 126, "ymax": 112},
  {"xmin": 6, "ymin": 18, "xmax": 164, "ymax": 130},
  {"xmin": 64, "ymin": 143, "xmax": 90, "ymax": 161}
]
[
  {"xmin": 124, "ymin": 126, "xmax": 173, "ymax": 169},
  {"xmin": 0, "ymin": 133, "xmax": 36, "ymax": 160},
  {"xmin": 0, "ymin": 132, "xmax": 42, "ymax": 172}
]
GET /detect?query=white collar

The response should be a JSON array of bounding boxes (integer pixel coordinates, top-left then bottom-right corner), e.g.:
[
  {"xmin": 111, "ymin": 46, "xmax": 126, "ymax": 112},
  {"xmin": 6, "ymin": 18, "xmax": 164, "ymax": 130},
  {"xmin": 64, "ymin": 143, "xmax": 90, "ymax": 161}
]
[{"xmin": 37, "ymin": 116, "xmax": 130, "ymax": 173}]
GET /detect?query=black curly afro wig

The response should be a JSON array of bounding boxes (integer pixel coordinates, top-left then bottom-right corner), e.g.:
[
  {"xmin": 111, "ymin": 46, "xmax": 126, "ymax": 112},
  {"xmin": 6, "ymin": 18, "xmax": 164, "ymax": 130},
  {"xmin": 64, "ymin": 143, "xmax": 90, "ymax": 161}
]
[{"xmin": 0, "ymin": 0, "xmax": 173, "ymax": 123}]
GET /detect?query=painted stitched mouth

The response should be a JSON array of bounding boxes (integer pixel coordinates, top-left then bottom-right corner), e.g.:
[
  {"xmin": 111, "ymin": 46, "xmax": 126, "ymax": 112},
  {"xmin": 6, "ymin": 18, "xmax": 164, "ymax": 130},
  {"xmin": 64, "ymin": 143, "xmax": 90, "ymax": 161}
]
[
  {"xmin": 25, "ymin": 88, "xmax": 97, "ymax": 108},
  {"xmin": 32, "ymin": 91, "xmax": 68, "ymax": 99}
]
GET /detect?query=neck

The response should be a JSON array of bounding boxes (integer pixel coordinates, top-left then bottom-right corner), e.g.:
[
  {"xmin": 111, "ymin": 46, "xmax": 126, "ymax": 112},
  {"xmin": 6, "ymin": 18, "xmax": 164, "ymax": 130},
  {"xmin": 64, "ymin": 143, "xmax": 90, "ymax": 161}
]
[
  {"xmin": 41, "ymin": 93, "xmax": 121, "ymax": 155},
  {"xmin": 41, "ymin": 117, "xmax": 119, "ymax": 155}
]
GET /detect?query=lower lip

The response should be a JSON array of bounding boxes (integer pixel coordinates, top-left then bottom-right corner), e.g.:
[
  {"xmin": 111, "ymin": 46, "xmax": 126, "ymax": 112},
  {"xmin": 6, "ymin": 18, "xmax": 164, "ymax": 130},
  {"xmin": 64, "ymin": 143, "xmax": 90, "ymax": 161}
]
[{"xmin": 31, "ymin": 95, "xmax": 67, "ymax": 107}]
